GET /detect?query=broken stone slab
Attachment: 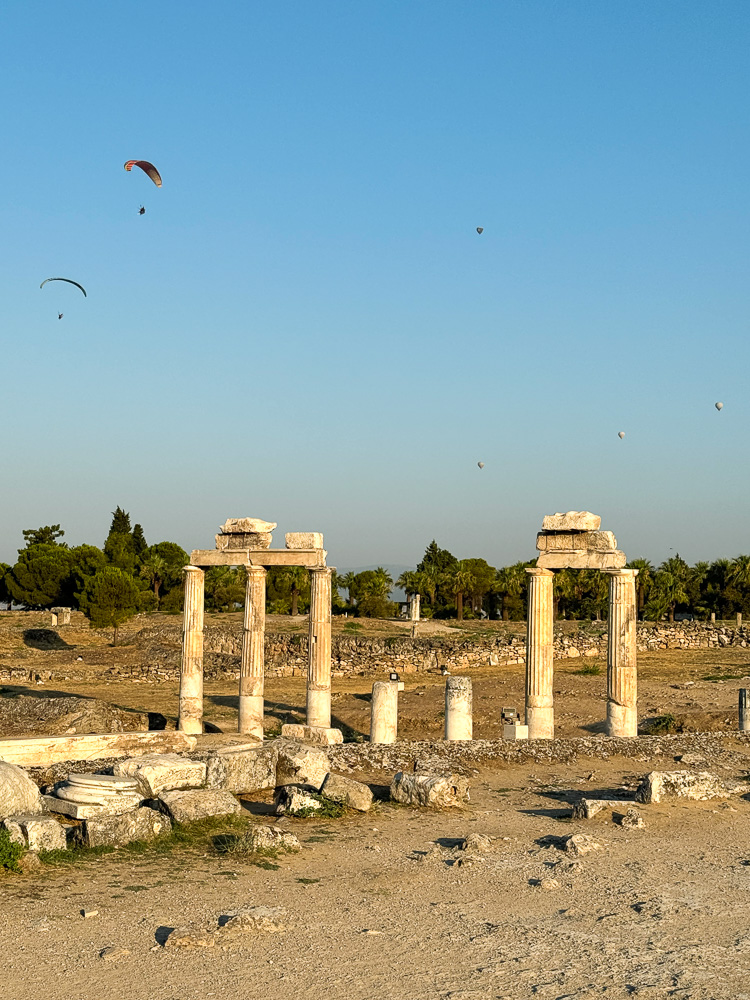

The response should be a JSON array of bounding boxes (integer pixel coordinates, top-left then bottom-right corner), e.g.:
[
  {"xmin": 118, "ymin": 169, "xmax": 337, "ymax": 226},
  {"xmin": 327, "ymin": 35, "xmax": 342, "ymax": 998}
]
[
  {"xmin": 280, "ymin": 724, "xmax": 343, "ymax": 746},
  {"xmin": 215, "ymin": 532, "xmax": 272, "ymax": 551},
  {"xmin": 571, "ymin": 798, "xmax": 636, "ymax": 820},
  {"xmin": 246, "ymin": 825, "xmax": 301, "ymax": 852},
  {"xmin": 460, "ymin": 832, "xmax": 494, "ymax": 853},
  {"xmin": 219, "ymin": 518, "xmax": 277, "ymax": 535},
  {"xmin": 285, "ymin": 532, "xmax": 324, "ymax": 550},
  {"xmin": 0, "ymin": 761, "xmax": 43, "ymax": 818},
  {"xmin": 158, "ymin": 788, "xmax": 241, "ymax": 823},
  {"xmin": 564, "ymin": 834, "xmax": 604, "ymax": 856},
  {"xmin": 75, "ymin": 806, "xmax": 172, "ymax": 848},
  {"xmin": 618, "ymin": 807, "xmax": 646, "ymax": 829},
  {"xmin": 3, "ymin": 814, "xmax": 66, "ymax": 851},
  {"xmin": 112, "ymin": 754, "xmax": 207, "ymax": 797},
  {"xmin": 205, "ymin": 743, "xmax": 278, "ymax": 794},
  {"xmin": 275, "ymin": 741, "xmax": 330, "ymax": 790},
  {"xmin": 274, "ymin": 784, "xmax": 323, "ymax": 816},
  {"xmin": 164, "ymin": 926, "xmax": 216, "ymax": 949},
  {"xmin": 0, "ymin": 731, "xmax": 197, "ymax": 767},
  {"xmin": 536, "ymin": 549, "xmax": 627, "ymax": 570},
  {"xmin": 541, "ymin": 512, "xmax": 602, "ymax": 532},
  {"xmin": 536, "ymin": 531, "xmax": 617, "ymax": 552},
  {"xmin": 390, "ymin": 772, "xmax": 470, "ymax": 809},
  {"xmin": 218, "ymin": 906, "xmax": 287, "ymax": 936},
  {"xmin": 320, "ymin": 773, "xmax": 373, "ymax": 812},
  {"xmin": 42, "ymin": 792, "xmax": 143, "ymax": 819},
  {"xmin": 635, "ymin": 770, "xmax": 745, "ymax": 804}
]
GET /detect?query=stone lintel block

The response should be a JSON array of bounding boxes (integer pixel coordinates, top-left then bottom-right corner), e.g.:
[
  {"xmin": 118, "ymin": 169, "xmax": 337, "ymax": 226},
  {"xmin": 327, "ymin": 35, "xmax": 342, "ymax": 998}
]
[
  {"xmin": 536, "ymin": 549, "xmax": 627, "ymax": 570},
  {"xmin": 42, "ymin": 793, "xmax": 143, "ymax": 820},
  {"xmin": 158, "ymin": 789, "xmax": 241, "ymax": 823},
  {"xmin": 219, "ymin": 518, "xmax": 277, "ymax": 534},
  {"xmin": 536, "ymin": 531, "xmax": 617, "ymax": 552},
  {"xmin": 541, "ymin": 511, "xmax": 602, "ymax": 532},
  {"xmin": 205, "ymin": 744, "xmax": 278, "ymax": 793},
  {"xmin": 571, "ymin": 798, "xmax": 635, "ymax": 820},
  {"xmin": 635, "ymin": 770, "xmax": 744, "ymax": 804},
  {"xmin": 280, "ymin": 724, "xmax": 343, "ymax": 746},
  {"xmin": 77, "ymin": 806, "xmax": 171, "ymax": 848},
  {"xmin": 502, "ymin": 723, "xmax": 529, "ymax": 741},
  {"xmin": 3, "ymin": 813, "xmax": 67, "ymax": 851},
  {"xmin": 191, "ymin": 549, "xmax": 327, "ymax": 569},
  {"xmin": 215, "ymin": 532, "xmax": 272, "ymax": 551},
  {"xmin": 285, "ymin": 532, "xmax": 324, "ymax": 550},
  {"xmin": 112, "ymin": 755, "xmax": 207, "ymax": 797}
]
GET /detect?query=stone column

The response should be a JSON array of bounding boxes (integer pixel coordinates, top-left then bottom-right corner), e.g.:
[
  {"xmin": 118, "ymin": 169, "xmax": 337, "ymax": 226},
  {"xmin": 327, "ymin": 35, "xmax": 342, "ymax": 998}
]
[
  {"xmin": 238, "ymin": 566, "xmax": 266, "ymax": 739},
  {"xmin": 410, "ymin": 594, "xmax": 421, "ymax": 622},
  {"xmin": 445, "ymin": 676, "xmax": 473, "ymax": 740},
  {"xmin": 370, "ymin": 681, "xmax": 398, "ymax": 743},
  {"xmin": 307, "ymin": 567, "xmax": 332, "ymax": 728},
  {"xmin": 178, "ymin": 565, "xmax": 204, "ymax": 734},
  {"xmin": 606, "ymin": 569, "xmax": 638, "ymax": 738},
  {"xmin": 525, "ymin": 567, "xmax": 555, "ymax": 739},
  {"xmin": 739, "ymin": 689, "xmax": 750, "ymax": 732}
]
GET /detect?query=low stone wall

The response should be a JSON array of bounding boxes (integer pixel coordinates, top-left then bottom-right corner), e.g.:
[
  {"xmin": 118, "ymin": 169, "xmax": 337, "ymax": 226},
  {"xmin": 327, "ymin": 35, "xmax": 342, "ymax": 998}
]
[{"xmin": 2, "ymin": 620, "xmax": 748, "ymax": 686}]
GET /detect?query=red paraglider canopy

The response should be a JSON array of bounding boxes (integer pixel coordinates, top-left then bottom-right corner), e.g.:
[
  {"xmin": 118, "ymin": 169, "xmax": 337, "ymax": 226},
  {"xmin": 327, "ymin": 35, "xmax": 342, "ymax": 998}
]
[{"xmin": 124, "ymin": 160, "xmax": 162, "ymax": 187}]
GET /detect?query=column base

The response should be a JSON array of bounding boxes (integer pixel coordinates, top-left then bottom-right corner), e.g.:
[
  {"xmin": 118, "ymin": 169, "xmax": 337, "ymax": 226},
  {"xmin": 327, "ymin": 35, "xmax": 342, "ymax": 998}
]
[
  {"xmin": 444, "ymin": 711, "xmax": 473, "ymax": 741},
  {"xmin": 526, "ymin": 706, "xmax": 554, "ymax": 740},
  {"xmin": 306, "ymin": 688, "xmax": 331, "ymax": 729},
  {"xmin": 606, "ymin": 703, "xmax": 637, "ymax": 737},
  {"xmin": 178, "ymin": 717, "xmax": 203, "ymax": 735},
  {"xmin": 238, "ymin": 695, "xmax": 264, "ymax": 739}
]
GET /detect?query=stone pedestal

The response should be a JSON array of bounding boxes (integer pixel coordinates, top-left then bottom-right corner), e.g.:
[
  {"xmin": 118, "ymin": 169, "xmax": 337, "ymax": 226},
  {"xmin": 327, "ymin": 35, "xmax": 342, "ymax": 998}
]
[
  {"xmin": 606, "ymin": 569, "xmax": 638, "ymax": 737},
  {"xmin": 445, "ymin": 676, "xmax": 472, "ymax": 740},
  {"xmin": 370, "ymin": 681, "xmax": 398, "ymax": 744},
  {"xmin": 178, "ymin": 566, "xmax": 204, "ymax": 735},
  {"xmin": 306, "ymin": 567, "xmax": 332, "ymax": 728},
  {"xmin": 525, "ymin": 568, "xmax": 554, "ymax": 739},
  {"xmin": 239, "ymin": 566, "xmax": 266, "ymax": 739}
]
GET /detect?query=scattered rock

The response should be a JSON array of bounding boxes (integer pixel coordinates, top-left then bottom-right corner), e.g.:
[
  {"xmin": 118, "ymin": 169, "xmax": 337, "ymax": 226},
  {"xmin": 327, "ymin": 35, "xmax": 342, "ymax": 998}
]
[
  {"xmin": 390, "ymin": 771, "xmax": 470, "ymax": 809},
  {"xmin": 676, "ymin": 753, "xmax": 707, "ymax": 767},
  {"xmin": 320, "ymin": 773, "xmax": 373, "ymax": 812},
  {"xmin": 81, "ymin": 909, "xmax": 99, "ymax": 919},
  {"xmin": 0, "ymin": 761, "xmax": 43, "ymax": 818},
  {"xmin": 158, "ymin": 789, "xmax": 241, "ymax": 823},
  {"xmin": 113, "ymin": 755, "xmax": 206, "ymax": 797},
  {"xmin": 164, "ymin": 925, "xmax": 215, "ymax": 949},
  {"xmin": 246, "ymin": 825, "xmax": 301, "ymax": 852},
  {"xmin": 274, "ymin": 784, "xmax": 323, "ymax": 816},
  {"xmin": 17, "ymin": 852, "xmax": 43, "ymax": 874},
  {"xmin": 461, "ymin": 833, "xmax": 494, "ymax": 853},
  {"xmin": 572, "ymin": 798, "xmax": 634, "ymax": 820},
  {"xmin": 563, "ymin": 834, "xmax": 604, "ymax": 857},
  {"xmin": 218, "ymin": 906, "xmax": 287, "ymax": 936},
  {"xmin": 205, "ymin": 744, "xmax": 278, "ymax": 793},
  {"xmin": 280, "ymin": 725, "xmax": 343, "ymax": 746},
  {"xmin": 540, "ymin": 878, "xmax": 560, "ymax": 890},
  {"xmin": 3, "ymin": 814, "xmax": 66, "ymax": 851},
  {"xmin": 99, "ymin": 946, "xmax": 130, "ymax": 962},
  {"xmin": 75, "ymin": 806, "xmax": 171, "ymax": 848},
  {"xmin": 275, "ymin": 742, "xmax": 330, "ymax": 790},
  {"xmin": 635, "ymin": 770, "xmax": 744, "ymax": 804},
  {"xmin": 619, "ymin": 807, "xmax": 646, "ymax": 829}
]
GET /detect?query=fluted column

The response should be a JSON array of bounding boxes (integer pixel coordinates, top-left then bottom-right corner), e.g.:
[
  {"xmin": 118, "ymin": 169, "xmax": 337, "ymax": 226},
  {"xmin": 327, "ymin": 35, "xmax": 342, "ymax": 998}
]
[
  {"xmin": 606, "ymin": 569, "xmax": 638, "ymax": 737},
  {"xmin": 410, "ymin": 594, "xmax": 421, "ymax": 622},
  {"xmin": 525, "ymin": 567, "xmax": 554, "ymax": 739},
  {"xmin": 178, "ymin": 565, "xmax": 204, "ymax": 734},
  {"xmin": 238, "ymin": 566, "xmax": 266, "ymax": 739},
  {"xmin": 307, "ymin": 567, "xmax": 332, "ymax": 728}
]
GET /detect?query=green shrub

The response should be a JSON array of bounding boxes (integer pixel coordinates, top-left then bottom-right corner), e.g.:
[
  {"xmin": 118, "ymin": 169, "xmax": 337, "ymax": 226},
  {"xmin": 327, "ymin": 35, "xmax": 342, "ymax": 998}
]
[
  {"xmin": 0, "ymin": 828, "xmax": 25, "ymax": 872},
  {"xmin": 576, "ymin": 662, "xmax": 601, "ymax": 676}
]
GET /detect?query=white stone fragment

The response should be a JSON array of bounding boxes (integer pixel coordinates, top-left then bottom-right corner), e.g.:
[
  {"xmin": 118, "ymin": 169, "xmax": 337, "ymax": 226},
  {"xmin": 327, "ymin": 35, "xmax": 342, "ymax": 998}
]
[
  {"xmin": 285, "ymin": 532, "xmax": 324, "ymax": 549},
  {"xmin": 541, "ymin": 511, "xmax": 602, "ymax": 531},
  {"xmin": 112, "ymin": 754, "xmax": 207, "ymax": 797}
]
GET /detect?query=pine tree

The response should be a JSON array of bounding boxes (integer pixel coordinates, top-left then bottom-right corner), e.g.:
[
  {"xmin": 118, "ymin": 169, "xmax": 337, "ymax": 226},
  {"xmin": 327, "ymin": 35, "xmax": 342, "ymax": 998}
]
[
  {"xmin": 108, "ymin": 507, "xmax": 131, "ymax": 536},
  {"xmin": 79, "ymin": 567, "xmax": 139, "ymax": 645}
]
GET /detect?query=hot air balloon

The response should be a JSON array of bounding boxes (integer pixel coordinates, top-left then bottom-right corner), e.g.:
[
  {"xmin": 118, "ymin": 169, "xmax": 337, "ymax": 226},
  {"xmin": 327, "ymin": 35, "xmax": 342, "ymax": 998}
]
[
  {"xmin": 124, "ymin": 160, "xmax": 162, "ymax": 187},
  {"xmin": 618, "ymin": 431, "xmax": 625, "ymax": 440},
  {"xmin": 476, "ymin": 227, "xmax": 484, "ymax": 234},
  {"xmin": 477, "ymin": 461, "xmax": 485, "ymax": 469},
  {"xmin": 715, "ymin": 401, "xmax": 724, "ymax": 411},
  {"xmin": 40, "ymin": 278, "xmax": 87, "ymax": 297}
]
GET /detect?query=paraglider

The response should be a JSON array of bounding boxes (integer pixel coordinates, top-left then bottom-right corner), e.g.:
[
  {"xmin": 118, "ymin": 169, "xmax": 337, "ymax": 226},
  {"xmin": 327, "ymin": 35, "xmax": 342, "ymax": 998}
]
[
  {"xmin": 476, "ymin": 227, "xmax": 484, "ymax": 234},
  {"xmin": 40, "ymin": 278, "xmax": 87, "ymax": 297},
  {"xmin": 715, "ymin": 401, "xmax": 724, "ymax": 411},
  {"xmin": 138, "ymin": 206, "xmax": 146, "ymax": 216},
  {"xmin": 618, "ymin": 431, "xmax": 625, "ymax": 440},
  {"xmin": 477, "ymin": 461, "xmax": 485, "ymax": 469},
  {"xmin": 124, "ymin": 160, "xmax": 162, "ymax": 187}
]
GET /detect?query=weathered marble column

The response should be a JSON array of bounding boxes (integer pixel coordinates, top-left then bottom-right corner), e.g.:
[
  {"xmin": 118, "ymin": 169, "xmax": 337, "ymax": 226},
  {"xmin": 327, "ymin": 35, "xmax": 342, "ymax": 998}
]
[
  {"xmin": 307, "ymin": 567, "xmax": 332, "ymax": 728},
  {"xmin": 178, "ymin": 565, "xmax": 204, "ymax": 734},
  {"xmin": 238, "ymin": 566, "xmax": 266, "ymax": 739},
  {"xmin": 525, "ymin": 567, "xmax": 554, "ymax": 739},
  {"xmin": 370, "ymin": 681, "xmax": 398, "ymax": 743},
  {"xmin": 606, "ymin": 568, "xmax": 638, "ymax": 738},
  {"xmin": 410, "ymin": 594, "xmax": 421, "ymax": 622},
  {"xmin": 445, "ymin": 676, "xmax": 473, "ymax": 740}
]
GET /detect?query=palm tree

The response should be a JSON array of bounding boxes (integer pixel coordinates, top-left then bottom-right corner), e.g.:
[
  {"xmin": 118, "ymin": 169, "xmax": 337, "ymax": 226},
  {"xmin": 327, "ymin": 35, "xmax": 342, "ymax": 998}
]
[
  {"xmin": 647, "ymin": 569, "xmax": 689, "ymax": 622},
  {"xmin": 139, "ymin": 554, "xmax": 168, "ymax": 609},
  {"xmin": 493, "ymin": 563, "xmax": 526, "ymax": 621},
  {"xmin": 283, "ymin": 566, "xmax": 309, "ymax": 616},
  {"xmin": 730, "ymin": 555, "xmax": 750, "ymax": 590},
  {"xmin": 420, "ymin": 565, "xmax": 441, "ymax": 610},
  {"xmin": 444, "ymin": 562, "xmax": 476, "ymax": 621},
  {"xmin": 627, "ymin": 559, "xmax": 654, "ymax": 618},
  {"xmin": 372, "ymin": 567, "xmax": 393, "ymax": 599},
  {"xmin": 396, "ymin": 570, "xmax": 421, "ymax": 599},
  {"xmin": 339, "ymin": 572, "xmax": 358, "ymax": 606}
]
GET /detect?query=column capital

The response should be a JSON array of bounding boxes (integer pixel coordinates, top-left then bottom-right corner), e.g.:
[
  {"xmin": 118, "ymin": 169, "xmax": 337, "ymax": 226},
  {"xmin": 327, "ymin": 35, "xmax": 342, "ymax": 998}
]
[
  {"xmin": 309, "ymin": 565, "xmax": 332, "ymax": 576},
  {"xmin": 526, "ymin": 566, "xmax": 554, "ymax": 578},
  {"xmin": 184, "ymin": 564, "xmax": 204, "ymax": 574},
  {"xmin": 246, "ymin": 564, "xmax": 267, "ymax": 577},
  {"xmin": 604, "ymin": 568, "xmax": 638, "ymax": 578}
]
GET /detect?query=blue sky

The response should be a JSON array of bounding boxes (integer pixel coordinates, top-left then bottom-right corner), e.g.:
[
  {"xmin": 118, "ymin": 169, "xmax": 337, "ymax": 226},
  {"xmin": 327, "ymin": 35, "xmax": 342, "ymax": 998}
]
[{"xmin": 1, "ymin": 1, "xmax": 748, "ymax": 570}]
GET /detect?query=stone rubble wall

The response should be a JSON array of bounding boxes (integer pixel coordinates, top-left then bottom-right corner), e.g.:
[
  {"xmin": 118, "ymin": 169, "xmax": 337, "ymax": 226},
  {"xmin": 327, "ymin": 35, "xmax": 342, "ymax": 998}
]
[{"xmin": 3, "ymin": 621, "xmax": 747, "ymax": 685}]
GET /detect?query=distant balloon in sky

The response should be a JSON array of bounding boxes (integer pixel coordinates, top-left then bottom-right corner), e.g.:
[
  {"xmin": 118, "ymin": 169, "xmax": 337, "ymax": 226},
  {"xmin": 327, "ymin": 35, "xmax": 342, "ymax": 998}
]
[
  {"xmin": 476, "ymin": 227, "xmax": 484, "ymax": 234},
  {"xmin": 40, "ymin": 277, "xmax": 87, "ymax": 297},
  {"xmin": 124, "ymin": 160, "xmax": 162, "ymax": 187},
  {"xmin": 618, "ymin": 431, "xmax": 625, "ymax": 440},
  {"xmin": 715, "ymin": 401, "xmax": 723, "ymax": 411},
  {"xmin": 477, "ymin": 461, "xmax": 485, "ymax": 469}
]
